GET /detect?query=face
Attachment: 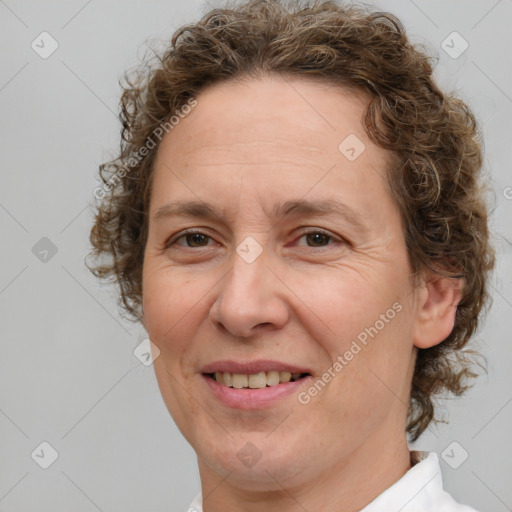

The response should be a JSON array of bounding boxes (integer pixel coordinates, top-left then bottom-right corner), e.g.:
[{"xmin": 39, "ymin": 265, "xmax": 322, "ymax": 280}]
[{"xmin": 142, "ymin": 75, "xmax": 420, "ymax": 492}]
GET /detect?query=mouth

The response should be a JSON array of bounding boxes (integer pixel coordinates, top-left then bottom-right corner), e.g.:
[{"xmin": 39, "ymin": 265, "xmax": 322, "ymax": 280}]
[
  {"xmin": 200, "ymin": 370, "xmax": 313, "ymax": 410},
  {"xmin": 203, "ymin": 371, "xmax": 311, "ymax": 389},
  {"xmin": 199, "ymin": 360, "xmax": 314, "ymax": 409}
]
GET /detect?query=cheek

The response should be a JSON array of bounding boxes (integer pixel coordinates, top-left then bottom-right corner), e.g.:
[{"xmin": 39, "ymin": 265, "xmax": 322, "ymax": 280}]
[
  {"xmin": 291, "ymin": 265, "xmax": 414, "ymax": 404},
  {"xmin": 142, "ymin": 264, "xmax": 200, "ymax": 350},
  {"xmin": 142, "ymin": 265, "xmax": 209, "ymax": 435},
  {"xmin": 290, "ymin": 264, "xmax": 405, "ymax": 348}
]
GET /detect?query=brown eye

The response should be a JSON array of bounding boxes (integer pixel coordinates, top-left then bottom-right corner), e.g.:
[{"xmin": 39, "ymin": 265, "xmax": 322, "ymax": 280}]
[
  {"xmin": 183, "ymin": 233, "xmax": 210, "ymax": 247},
  {"xmin": 295, "ymin": 229, "xmax": 342, "ymax": 248},
  {"xmin": 166, "ymin": 230, "xmax": 214, "ymax": 248},
  {"xmin": 304, "ymin": 232, "xmax": 331, "ymax": 247}
]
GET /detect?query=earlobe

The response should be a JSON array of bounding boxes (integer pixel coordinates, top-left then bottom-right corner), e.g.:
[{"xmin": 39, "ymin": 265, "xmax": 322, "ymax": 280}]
[{"xmin": 413, "ymin": 273, "xmax": 464, "ymax": 349}]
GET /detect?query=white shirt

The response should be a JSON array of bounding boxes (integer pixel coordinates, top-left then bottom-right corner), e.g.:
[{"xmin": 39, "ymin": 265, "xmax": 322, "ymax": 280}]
[{"xmin": 185, "ymin": 451, "xmax": 479, "ymax": 511}]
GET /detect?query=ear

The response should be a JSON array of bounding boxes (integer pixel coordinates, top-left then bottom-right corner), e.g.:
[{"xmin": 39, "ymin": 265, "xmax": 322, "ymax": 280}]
[{"xmin": 413, "ymin": 272, "xmax": 464, "ymax": 349}]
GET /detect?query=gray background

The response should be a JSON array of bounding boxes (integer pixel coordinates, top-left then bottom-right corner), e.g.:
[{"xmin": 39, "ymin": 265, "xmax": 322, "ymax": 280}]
[{"xmin": 0, "ymin": 0, "xmax": 511, "ymax": 511}]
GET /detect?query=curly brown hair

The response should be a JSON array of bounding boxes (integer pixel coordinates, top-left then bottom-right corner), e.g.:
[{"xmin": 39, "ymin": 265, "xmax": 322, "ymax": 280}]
[{"xmin": 87, "ymin": 0, "xmax": 495, "ymax": 441}]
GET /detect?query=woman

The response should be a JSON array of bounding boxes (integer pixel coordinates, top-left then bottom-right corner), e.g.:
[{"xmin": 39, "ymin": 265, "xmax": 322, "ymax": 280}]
[{"xmin": 88, "ymin": 1, "xmax": 494, "ymax": 510}]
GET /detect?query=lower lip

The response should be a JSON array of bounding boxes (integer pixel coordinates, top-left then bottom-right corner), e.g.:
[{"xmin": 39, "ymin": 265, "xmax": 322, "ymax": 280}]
[{"xmin": 201, "ymin": 374, "xmax": 311, "ymax": 410}]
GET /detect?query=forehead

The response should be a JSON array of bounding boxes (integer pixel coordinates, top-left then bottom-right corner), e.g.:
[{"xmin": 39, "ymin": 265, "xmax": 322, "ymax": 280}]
[
  {"xmin": 150, "ymin": 74, "xmax": 394, "ymax": 225},
  {"xmin": 161, "ymin": 74, "xmax": 371, "ymax": 156}
]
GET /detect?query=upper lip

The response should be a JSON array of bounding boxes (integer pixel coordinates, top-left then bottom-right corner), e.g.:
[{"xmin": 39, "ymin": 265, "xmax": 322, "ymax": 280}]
[{"xmin": 200, "ymin": 359, "xmax": 312, "ymax": 375}]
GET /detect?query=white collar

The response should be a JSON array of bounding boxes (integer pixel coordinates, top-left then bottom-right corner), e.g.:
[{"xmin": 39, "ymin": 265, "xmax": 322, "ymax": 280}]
[{"xmin": 186, "ymin": 451, "xmax": 479, "ymax": 511}]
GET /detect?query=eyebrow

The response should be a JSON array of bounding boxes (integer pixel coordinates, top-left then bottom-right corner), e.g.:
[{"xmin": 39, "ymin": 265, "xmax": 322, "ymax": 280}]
[{"xmin": 152, "ymin": 198, "xmax": 368, "ymax": 232}]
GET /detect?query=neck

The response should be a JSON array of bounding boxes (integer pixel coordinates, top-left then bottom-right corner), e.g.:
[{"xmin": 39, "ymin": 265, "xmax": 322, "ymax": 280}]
[{"xmin": 197, "ymin": 425, "xmax": 411, "ymax": 512}]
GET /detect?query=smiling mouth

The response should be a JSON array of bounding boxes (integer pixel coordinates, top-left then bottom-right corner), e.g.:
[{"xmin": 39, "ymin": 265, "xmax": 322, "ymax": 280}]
[{"xmin": 204, "ymin": 371, "xmax": 311, "ymax": 389}]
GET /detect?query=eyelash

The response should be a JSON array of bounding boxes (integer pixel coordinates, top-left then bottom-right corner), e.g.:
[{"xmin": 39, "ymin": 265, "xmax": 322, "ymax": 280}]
[{"xmin": 165, "ymin": 228, "xmax": 345, "ymax": 250}]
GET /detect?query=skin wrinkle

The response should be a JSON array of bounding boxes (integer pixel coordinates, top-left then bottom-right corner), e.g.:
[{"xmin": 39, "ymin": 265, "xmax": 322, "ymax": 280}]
[
  {"xmin": 139, "ymin": 75, "xmax": 461, "ymax": 512},
  {"xmin": 86, "ymin": 6, "xmax": 495, "ymax": 508}
]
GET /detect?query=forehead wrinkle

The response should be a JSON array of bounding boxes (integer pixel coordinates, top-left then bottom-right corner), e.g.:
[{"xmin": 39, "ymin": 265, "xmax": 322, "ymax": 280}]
[{"xmin": 176, "ymin": 137, "xmax": 327, "ymax": 166}]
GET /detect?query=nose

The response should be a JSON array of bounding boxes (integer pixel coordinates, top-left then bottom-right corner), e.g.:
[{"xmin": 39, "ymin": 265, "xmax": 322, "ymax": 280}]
[{"xmin": 209, "ymin": 245, "xmax": 289, "ymax": 338}]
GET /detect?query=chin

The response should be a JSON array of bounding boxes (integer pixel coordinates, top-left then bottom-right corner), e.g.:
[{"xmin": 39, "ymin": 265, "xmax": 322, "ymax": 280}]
[{"xmin": 198, "ymin": 437, "xmax": 311, "ymax": 490}]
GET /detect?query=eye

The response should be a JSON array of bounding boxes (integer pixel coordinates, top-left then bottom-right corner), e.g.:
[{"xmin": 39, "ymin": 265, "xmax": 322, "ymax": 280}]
[
  {"xmin": 165, "ymin": 228, "xmax": 344, "ymax": 250},
  {"xmin": 166, "ymin": 230, "xmax": 214, "ymax": 248},
  {"xmin": 295, "ymin": 229, "xmax": 342, "ymax": 248}
]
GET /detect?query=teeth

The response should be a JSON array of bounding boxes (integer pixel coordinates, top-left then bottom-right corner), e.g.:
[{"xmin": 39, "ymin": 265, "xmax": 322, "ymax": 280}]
[
  {"xmin": 280, "ymin": 371, "xmax": 291, "ymax": 383},
  {"xmin": 223, "ymin": 372, "xmax": 233, "ymax": 387},
  {"xmin": 266, "ymin": 370, "xmax": 280, "ymax": 386},
  {"xmin": 248, "ymin": 372, "xmax": 266, "ymax": 389},
  {"xmin": 232, "ymin": 374, "xmax": 248, "ymax": 389},
  {"xmin": 210, "ymin": 370, "xmax": 308, "ymax": 388}
]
